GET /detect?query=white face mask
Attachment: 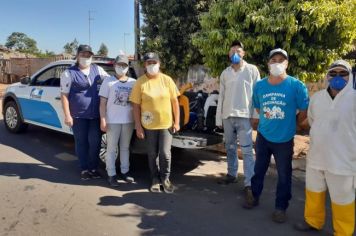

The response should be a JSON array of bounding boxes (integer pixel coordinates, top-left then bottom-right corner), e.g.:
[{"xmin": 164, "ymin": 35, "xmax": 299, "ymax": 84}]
[
  {"xmin": 115, "ymin": 66, "xmax": 129, "ymax": 76},
  {"xmin": 146, "ymin": 64, "xmax": 160, "ymax": 75},
  {"xmin": 269, "ymin": 62, "xmax": 287, "ymax": 76},
  {"xmin": 78, "ymin": 57, "xmax": 92, "ymax": 68}
]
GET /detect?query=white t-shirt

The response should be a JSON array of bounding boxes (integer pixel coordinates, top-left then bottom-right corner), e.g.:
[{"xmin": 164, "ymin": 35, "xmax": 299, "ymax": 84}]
[
  {"xmin": 99, "ymin": 76, "xmax": 136, "ymax": 124},
  {"xmin": 60, "ymin": 65, "xmax": 110, "ymax": 94}
]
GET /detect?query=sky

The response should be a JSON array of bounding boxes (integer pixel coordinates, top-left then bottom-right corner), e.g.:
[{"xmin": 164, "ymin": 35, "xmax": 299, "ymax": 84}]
[{"xmin": 0, "ymin": 0, "xmax": 138, "ymax": 57}]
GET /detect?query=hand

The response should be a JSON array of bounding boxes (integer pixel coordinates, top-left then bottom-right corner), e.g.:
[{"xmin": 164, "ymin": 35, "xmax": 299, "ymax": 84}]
[
  {"xmin": 250, "ymin": 118, "xmax": 259, "ymax": 130},
  {"xmin": 217, "ymin": 125, "xmax": 223, "ymax": 129},
  {"xmin": 172, "ymin": 123, "xmax": 180, "ymax": 133},
  {"xmin": 64, "ymin": 115, "xmax": 73, "ymax": 127},
  {"xmin": 100, "ymin": 119, "xmax": 107, "ymax": 132},
  {"xmin": 136, "ymin": 125, "xmax": 145, "ymax": 139}
]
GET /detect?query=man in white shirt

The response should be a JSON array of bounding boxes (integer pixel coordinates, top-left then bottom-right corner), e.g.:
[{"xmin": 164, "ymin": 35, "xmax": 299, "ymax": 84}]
[
  {"xmin": 216, "ymin": 40, "xmax": 260, "ymax": 202},
  {"xmin": 295, "ymin": 60, "xmax": 356, "ymax": 235}
]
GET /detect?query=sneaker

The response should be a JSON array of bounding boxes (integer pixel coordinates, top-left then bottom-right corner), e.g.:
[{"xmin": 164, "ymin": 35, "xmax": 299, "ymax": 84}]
[
  {"xmin": 244, "ymin": 186, "xmax": 255, "ymax": 205},
  {"xmin": 217, "ymin": 174, "xmax": 238, "ymax": 185},
  {"xmin": 108, "ymin": 175, "xmax": 119, "ymax": 187},
  {"xmin": 162, "ymin": 179, "xmax": 175, "ymax": 194},
  {"xmin": 120, "ymin": 172, "xmax": 135, "ymax": 183},
  {"xmin": 150, "ymin": 178, "xmax": 161, "ymax": 193},
  {"xmin": 272, "ymin": 210, "xmax": 287, "ymax": 223},
  {"xmin": 89, "ymin": 170, "xmax": 102, "ymax": 179},
  {"xmin": 242, "ymin": 194, "xmax": 259, "ymax": 209},
  {"xmin": 294, "ymin": 221, "xmax": 319, "ymax": 232},
  {"xmin": 81, "ymin": 170, "xmax": 91, "ymax": 180}
]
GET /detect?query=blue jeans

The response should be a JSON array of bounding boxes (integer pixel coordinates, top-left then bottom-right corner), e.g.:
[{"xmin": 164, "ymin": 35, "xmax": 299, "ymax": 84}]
[
  {"xmin": 223, "ymin": 117, "xmax": 255, "ymax": 186},
  {"xmin": 72, "ymin": 118, "xmax": 101, "ymax": 171},
  {"xmin": 145, "ymin": 129, "xmax": 173, "ymax": 181},
  {"xmin": 251, "ymin": 132, "xmax": 294, "ymax": 211}
]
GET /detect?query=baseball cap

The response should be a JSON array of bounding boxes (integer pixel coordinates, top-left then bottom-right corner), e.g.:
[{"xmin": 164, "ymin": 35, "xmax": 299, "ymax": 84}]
[
  {"xmin": 328, "ymin": 59, "xmax": 352, "ymax": 72},
  {"xmin": 77, "ymin": 45, "xmax": 94, "ymax": 55},
  {"xmin": 114, "ymin": 54, "xmax": 129, "ymax": 65},
  {"xmin": 143, "ymin": 52, "xmax": 160, "ymax": 62},
  {"xmin": 269, "ymin": 48, "xmax": 288, "ymax": 60}
]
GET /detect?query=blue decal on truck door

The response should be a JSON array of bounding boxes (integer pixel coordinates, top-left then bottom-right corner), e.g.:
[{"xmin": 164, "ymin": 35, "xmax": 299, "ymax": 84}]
[{"xmin": 18, "ymin": 98, "xmax": 62, "ymax": 128}]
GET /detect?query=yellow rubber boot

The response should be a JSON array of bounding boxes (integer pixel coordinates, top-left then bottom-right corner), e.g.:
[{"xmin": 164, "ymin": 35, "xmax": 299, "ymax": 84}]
[
  {"xmin": 331, "ymin": 201, "xmax": 355, "ymax": 236},
  {"xmin": 305, "ymin": 189, "xmax": 326, "ymax": 229}
]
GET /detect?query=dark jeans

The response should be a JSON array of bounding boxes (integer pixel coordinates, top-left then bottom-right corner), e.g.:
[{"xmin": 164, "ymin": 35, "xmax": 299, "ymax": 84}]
[
  {"xmin": 251, "ymin": 132, "xmax": 294, "ymax": 211},
  {"xmin": 72, "ymin": 118, "xmax": 101, "ymax": 171},
  {"xmin": 145, "ymin": 129, "xmax": 173, "ymax": 181}
]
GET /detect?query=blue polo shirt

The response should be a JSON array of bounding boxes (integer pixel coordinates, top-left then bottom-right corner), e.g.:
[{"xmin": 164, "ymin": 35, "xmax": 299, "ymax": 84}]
[{"xmin": 253, "ymin": 76, "xmax": 309, "ymax": 143}]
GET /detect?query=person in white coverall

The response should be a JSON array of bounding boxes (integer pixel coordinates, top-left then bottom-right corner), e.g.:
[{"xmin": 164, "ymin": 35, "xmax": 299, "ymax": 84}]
[{"xmin": 295, "ymin": 60, "xmax": 356, "ymax": 236}]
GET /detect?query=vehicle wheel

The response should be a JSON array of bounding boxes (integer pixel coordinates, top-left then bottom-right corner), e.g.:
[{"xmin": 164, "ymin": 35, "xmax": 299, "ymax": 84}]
[
  {"xmin": 4, "ymin": 101, "xmax": 28, "ymax": 133},
  {"xmin": 99, "ymin": 133, "xmax": 118, "ymax": 164}
]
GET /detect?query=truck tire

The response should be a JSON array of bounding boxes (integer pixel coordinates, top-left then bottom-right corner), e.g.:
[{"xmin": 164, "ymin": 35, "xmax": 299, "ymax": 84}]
[{"xmin": 99, "ymin": 133, "xmax": 118, "ymax": 164}]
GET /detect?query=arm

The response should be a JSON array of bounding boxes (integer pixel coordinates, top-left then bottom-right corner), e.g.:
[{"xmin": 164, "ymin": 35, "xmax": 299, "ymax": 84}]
[
  {"xmin": 99, "ymin": 97, "xmax": 108, "ymax": 132},
  {"xmin": 296, "ymin": 110, "xmax": 308, "ymax": 131},
  {"xmin": 61, "ymin": 93, "xmax": 73, "ymax": 127},
  {"xmin": 251, "ymin": 109, "xmax": 260, "ymax": 130},
  {"xmin": 296, "ymin": 81, "xmax": 310, "ymax": 131},
  {"xmin": 132, "ymin": 103, "xmax": 144, "ymax": 139},
  {"xmin": 215, "ymin": 72, "xmax": 225, "ymax": 128},
  {"xmin": 171, "ymin": 97, "xmax": 180, "ymax": 132},
  {"xmin": 250, "ymin": 67, "xmax": 261, "ymax": 129},
  {"xmin": 60, "ymin": 70, "xmax": 73, "ymax": 127}
]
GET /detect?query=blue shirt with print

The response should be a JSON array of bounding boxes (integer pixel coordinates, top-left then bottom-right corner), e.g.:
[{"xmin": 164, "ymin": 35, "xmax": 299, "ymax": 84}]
[{"xmin": 253, "ymin": 75, "xmax": 309, "ymax": 143}]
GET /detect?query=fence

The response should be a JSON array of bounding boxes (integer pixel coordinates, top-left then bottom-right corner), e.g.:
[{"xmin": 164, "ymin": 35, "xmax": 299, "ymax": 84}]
[{"xmin": 0, "ymin": 55, "xmax": 72, "ymax": 84}]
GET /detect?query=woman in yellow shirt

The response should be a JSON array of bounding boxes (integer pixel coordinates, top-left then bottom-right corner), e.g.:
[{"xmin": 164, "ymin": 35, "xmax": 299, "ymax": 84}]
[{"xmin": 130, "ymin": 52, "xmax": 180, "ymax": 193}]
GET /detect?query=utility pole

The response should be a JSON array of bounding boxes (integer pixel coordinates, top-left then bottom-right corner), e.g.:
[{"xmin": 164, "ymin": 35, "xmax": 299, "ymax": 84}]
[
  {"xmin": 88, "ymin": 10, "xmax": 95, "ymax": 46},
  {"xmin": 134, "ymin": 0, "xmax": 140, "ymax": 60},
  {"xmin": 124, "ymin": 33, "xmax": 130, "ymax": 54}
]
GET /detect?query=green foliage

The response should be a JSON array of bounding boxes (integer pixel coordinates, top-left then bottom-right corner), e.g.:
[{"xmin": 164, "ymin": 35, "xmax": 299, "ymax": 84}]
[
  {"xmin": 140, "ymin": 0, "xmax": 213, "ymax": 79},
  {"xmin": 5, "ymin": 32, "xmax": 39, "ymax": 54},
  {"xmin": 35, "ymin": 50, "xmax": 56, "ymax": 58},
  {"xmin": 63, "ymin": 38, "xmax": 79, "ymax": 55},
  {"xmin": 192, "ymin": 0, "xmax": 356, "ymax": 82},
  {"xmin": 97, "ymin": 43, "xmax": 109, "ymax": 57}
]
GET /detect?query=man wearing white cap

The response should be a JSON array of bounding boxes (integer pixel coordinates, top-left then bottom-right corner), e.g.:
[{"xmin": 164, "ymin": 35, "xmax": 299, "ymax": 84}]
[
  {"xmin": 295, "ymin": 59, "xmax": 356, "ymax": 236},
  {"xmin": 244, "ymin": 48, "xmax": 309, "ymax": 224}
]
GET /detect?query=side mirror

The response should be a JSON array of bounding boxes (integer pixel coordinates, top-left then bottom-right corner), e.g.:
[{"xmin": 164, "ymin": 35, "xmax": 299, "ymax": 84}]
[{"xmin": 20, "ymin": 77, "xmax": 30, "ymax": 85}]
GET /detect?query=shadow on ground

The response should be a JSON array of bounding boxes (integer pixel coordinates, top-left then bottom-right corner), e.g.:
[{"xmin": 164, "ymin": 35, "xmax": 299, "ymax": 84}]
[{"xmin": 0, "ymin": 118, "xmax": 335, "ymax": 236}]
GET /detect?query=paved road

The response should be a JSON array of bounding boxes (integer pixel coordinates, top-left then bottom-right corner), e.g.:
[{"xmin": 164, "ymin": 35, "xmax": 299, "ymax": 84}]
[{"xmin": 0, "ymin": 101, "xmax": 334, "ymax": 236}]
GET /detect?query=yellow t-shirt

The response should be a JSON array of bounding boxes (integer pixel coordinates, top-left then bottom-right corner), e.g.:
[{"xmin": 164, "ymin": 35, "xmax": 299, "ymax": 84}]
[{"xmin": 130, "ymin": 73, "xmax": 180, "ymax": 130}]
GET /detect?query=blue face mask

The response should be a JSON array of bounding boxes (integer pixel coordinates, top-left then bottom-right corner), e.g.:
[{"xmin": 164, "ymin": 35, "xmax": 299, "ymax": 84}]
[
  {"xmin": 230, "ymin": 53, "xmax": 241, "ymax": 64},
  {"xmin": 329, "ymin": 76, "xmax": 347, "ymax": 91}
]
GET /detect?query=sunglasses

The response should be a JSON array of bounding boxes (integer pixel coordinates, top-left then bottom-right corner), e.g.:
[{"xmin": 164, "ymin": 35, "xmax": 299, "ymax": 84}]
[{"xmin": 328, "ymin": 70, "xmax": 349, "ymax": 77}]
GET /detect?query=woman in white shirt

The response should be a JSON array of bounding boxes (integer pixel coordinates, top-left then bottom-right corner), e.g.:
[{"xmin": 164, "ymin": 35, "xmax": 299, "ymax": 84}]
[{"xmin": 99, "ymin": 55, "xmax": 136, "ymax": 187}]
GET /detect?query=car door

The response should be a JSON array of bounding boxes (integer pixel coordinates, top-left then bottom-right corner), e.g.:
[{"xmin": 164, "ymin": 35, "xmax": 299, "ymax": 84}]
[{"xmin": 19, "ymin": 63, "xmax": 71, "ymax": 133}]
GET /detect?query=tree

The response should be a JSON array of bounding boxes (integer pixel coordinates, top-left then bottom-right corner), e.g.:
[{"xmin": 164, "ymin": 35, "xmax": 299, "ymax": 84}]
[
  {"xmin": 97, "ymin": 43, "xmax": 109, "ymax": 57},
  {"xmin": 140, "ymin": 0, "xmax": 214, "ymax": 79},
  {"xmin": 192, "ymin": 0, "xmax": 356, "ymax": 82},
  {"xmin": 5, "ymin": 32, "xmax": 39, "ymax": 54},
  {"xmin": 63, "ymin": 38, "xmax": 79, "ymax": 55},
  {"xmin": 35, "ymin": 50, "xmax": 56, "ymax": 58}
]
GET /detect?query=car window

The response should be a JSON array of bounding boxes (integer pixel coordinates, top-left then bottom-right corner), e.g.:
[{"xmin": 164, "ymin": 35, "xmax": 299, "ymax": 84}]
[{"xmin": 32, "ymin": 65, "xmax": 70, "ymax": 87}]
